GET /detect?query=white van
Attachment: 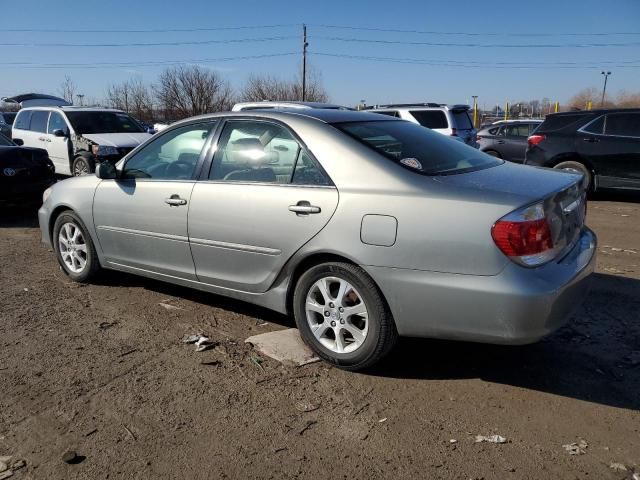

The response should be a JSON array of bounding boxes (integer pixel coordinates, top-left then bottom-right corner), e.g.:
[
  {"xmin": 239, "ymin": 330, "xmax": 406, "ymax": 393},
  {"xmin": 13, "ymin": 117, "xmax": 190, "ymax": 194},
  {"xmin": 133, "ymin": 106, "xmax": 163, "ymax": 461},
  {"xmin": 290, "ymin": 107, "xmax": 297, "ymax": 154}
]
[{"xmin": 12, "ymin": 107, "xmax": 152, "ymax": 176}]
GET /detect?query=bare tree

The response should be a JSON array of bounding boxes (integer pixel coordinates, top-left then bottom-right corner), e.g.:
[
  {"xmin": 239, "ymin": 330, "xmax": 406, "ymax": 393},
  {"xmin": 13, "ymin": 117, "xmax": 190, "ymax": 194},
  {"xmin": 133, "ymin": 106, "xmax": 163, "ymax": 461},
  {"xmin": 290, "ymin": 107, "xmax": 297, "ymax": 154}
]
[
  {"xmin": 58, "ymin": 75, "xmax": 76, "ymax": 104},
  {"xmin": 154, "ymin": 66, "xmax": 234, "ymax": 119},
  {"xmin": 615, "ymin": 90, "xmax": 640, "ymax": 108},
  {"xmin": 240, "ymin": 72, "xmax": 328, "ymax": 103},
  {"xmin": 106, "ymin": 81, "xmax": 132, "ymax": 113},
  {"xmin": 568, "ymin": 87, "xmax": 614, "ymax": 109}
]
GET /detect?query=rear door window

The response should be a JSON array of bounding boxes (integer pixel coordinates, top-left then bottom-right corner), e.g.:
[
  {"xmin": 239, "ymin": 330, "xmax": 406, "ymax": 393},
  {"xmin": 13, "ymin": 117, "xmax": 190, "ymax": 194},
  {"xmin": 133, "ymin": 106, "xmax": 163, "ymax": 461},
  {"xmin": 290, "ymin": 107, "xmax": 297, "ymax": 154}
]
[
  {"xmin": 409, "ymin": 110, "xmax": 448, "ymax": 129},
  {"xmin": 604, "ymin": 113, "xmax": 640, "ymax": 137},
  {"xmin": 581, "ymin": 116, "xmax": 605, "ymax": 135},
  {"xmin": 29, "ymin": 111, "xmax": 50, "ymax": 133},
  {"xmin": 505, "ymin": 124, "xmax": 530, "ymax": 137},
  {"xmin": 13, "ymin": 110, "xmax": 32, "ymax": 130}
]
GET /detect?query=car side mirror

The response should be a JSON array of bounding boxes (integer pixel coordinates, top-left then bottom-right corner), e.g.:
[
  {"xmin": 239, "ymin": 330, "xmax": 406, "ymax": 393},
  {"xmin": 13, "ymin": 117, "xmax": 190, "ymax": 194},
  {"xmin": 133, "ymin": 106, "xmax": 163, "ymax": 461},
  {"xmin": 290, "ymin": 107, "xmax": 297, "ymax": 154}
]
[
  {"xmin": 96, "ymin": 162, "xmax": 117, "ymax": 180},
  {"xmin": 52, "ymin": 129, "xmax": 67, "ymax": 138},
  {"xmin": 13, "ymin": 138, "xmax": 24, "ymax": 146}
]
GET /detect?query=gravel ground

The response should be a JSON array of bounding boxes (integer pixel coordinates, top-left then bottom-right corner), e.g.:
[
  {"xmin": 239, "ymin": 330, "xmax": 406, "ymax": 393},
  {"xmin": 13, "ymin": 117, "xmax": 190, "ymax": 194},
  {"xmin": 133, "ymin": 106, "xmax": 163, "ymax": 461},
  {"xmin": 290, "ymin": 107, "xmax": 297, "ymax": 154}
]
[{"xmin": 0, "ymin": 193, "xmax": 639, "ymax": 480}]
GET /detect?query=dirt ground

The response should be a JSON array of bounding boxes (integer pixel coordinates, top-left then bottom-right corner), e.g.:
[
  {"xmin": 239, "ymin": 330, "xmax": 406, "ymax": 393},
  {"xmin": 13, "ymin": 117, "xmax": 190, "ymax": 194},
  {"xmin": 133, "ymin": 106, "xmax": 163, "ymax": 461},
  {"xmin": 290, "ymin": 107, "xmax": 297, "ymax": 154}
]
[{"xmin": 0, "ymin": 193, "xmax": 639, "ymax": 480}]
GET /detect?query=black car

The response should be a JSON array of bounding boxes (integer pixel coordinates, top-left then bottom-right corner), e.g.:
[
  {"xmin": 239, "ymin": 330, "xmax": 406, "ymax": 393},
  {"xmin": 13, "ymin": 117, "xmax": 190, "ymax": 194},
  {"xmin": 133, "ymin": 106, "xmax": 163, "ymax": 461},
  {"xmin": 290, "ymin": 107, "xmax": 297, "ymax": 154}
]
[
  {"xmin": 525, "ymin": 109, "xmax": 640, "ymax": 191},
  {"xmin": 0, "ymin": 133, "xmax": 55, "ymax": 205},
  {"xmin": 476, "ymin": 120, "xmax": 542, "ymax": 162},
  {"xmin": 0, "ymin": 112, "xmax": 17, "ymax": 138}
]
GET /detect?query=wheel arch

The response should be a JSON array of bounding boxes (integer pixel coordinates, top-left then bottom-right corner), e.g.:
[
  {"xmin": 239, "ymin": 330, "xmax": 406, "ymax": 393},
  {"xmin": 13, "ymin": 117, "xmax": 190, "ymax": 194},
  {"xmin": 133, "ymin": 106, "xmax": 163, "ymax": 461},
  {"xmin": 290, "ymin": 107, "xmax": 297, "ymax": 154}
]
[
  {"xmin": 550, "ymin": 153, "xmax": 595, "ymax": 173},
  {"xmin": 48, "ymin": 205, "xmax": 75, "ymax": 244},
  {"xmin": 283, "ymin": 251, "xmax": 390, "ymax": 318}
]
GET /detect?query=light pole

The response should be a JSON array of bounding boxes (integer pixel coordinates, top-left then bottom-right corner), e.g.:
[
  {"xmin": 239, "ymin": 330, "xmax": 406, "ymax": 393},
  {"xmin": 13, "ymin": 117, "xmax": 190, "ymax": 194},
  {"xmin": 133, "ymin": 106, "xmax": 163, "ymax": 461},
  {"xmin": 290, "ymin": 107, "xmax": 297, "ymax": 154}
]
[
  {"xmin": 471, "ymin": 95, "xmax": 478, "ymax": 128},
  {"xmin": 600, "ymin": 71, "xmax": 611, "ymax": 107},
  {"xmin": 76, "ymin": 94, "xmax": 85, "ymax": 106}
]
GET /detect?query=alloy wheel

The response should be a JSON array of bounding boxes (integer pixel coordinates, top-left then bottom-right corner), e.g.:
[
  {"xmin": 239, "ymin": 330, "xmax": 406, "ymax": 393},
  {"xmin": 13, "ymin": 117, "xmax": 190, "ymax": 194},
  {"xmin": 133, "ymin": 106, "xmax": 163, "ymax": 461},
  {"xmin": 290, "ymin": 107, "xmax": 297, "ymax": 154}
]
[
  {"xmin": 58, "ymin": 222, "xmax": 88, "ymax": 273},
  {"xmin": 305, "ymin": 276, "xmax": 369, "ymax": 354},
  {"xmin": 73, "ymin": 159, "xmax": 89, "ymax": 176}
]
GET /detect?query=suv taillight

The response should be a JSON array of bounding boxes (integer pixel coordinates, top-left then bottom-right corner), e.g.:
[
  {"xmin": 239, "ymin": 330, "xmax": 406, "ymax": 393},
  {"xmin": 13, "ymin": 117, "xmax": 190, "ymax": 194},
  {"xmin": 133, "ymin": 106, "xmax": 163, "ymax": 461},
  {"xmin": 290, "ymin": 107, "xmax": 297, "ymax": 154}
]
[
  {"xmin": 527, "ymin": 134, "xmax": 546, "ymax": 147},
  {"xmin": 450, "ymin": 128, "xmax": 458, "ymax": 137},
  {"xmin": 491, "ymin": 202, "xmax": 556, "ymax": 267}
]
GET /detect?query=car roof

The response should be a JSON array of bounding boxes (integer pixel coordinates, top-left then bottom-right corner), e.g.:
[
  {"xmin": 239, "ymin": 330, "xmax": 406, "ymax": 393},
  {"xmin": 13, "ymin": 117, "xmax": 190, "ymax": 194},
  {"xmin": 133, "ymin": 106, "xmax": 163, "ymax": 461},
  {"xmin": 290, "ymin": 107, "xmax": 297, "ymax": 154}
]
[
  {"xmin": 19, "ymin": 106, "xmax": 125, "ymax": 113},
  {"xmin": 174, "ymin": 108, "xmax": 398, "ymax": 127},
  {"xmin": 232, "ymin": 101, "xmax": 351, "ymax": 111},
  {"xmin": 549, "ymin": 108, "xmax": 640, "ymax": 116},
  {"xmin": 368, "ymin": 103, "xmax": 470, "ymax": 111}
]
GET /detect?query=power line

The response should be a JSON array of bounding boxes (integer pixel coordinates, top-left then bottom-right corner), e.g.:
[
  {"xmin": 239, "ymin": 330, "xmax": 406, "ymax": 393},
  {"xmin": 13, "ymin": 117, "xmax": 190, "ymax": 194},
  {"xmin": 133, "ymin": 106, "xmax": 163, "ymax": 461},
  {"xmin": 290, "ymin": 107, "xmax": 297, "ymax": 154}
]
[
  {"xmin": 311, "ymin": 24, "xmax": 640, "ymax": 37},
  {"xmin": 0, "ymin": 36, "xmax": 297, "ymax": 48},
  {"xmin": 0, "ymin": 24, "xmax": 297, "ymax": 33},
  {"xmin": 315, "ymin": 36, "xmax": 640, "ymax": 48},
  {"xmin": 2, "ymin": 52, "xmax": 298, "ymax": 69},
  {"xmin": 311, "ymin": 52, "xmax": 640, "ymax": 69}
]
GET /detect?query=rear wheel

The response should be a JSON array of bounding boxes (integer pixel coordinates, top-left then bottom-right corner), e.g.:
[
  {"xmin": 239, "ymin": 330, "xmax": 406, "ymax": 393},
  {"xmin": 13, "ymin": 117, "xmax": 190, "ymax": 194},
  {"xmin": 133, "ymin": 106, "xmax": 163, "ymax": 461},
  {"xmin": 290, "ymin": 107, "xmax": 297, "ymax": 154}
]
[
  {"xmin": 293, "ymin": 262, "xmax": 397, "ymax": 371},
  {"xmin": 554, "ymin": 160, "xmax": 592, "ymax": 191},
  {"xmin": 72, "ymin": 155, "xmax": 95, "ymax": 176},
  {"xmin": 484, "ymin": 149, "xmax": 501, "ymax": 158},
  {"xmin": 53, "ymin": 211, "xmax": 100, "ymax": 282}
]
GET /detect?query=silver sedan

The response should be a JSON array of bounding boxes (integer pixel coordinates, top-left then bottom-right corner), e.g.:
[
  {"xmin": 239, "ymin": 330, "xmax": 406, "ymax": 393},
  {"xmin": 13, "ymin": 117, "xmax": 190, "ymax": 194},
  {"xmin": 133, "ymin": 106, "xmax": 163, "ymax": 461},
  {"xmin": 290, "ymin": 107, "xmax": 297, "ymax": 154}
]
[{"xmin": 39, "ymin": 110, "xmax": 596, "ymax": 370}]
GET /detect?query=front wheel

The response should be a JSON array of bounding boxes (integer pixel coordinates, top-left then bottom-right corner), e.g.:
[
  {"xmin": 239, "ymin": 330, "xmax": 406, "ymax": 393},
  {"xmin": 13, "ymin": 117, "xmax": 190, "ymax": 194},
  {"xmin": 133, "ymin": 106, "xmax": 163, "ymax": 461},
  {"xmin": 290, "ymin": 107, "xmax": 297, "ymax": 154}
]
[
  {"xmin": 53, "ymin": 211, "xmax": 100, "ymax": 282},
  {"xmin": 293, "ymin": 262, "xmax": 397, "ymax": 371},
  {"xmin": 72, "ymin": 156, "xmax": 95, "ymax": 176}
]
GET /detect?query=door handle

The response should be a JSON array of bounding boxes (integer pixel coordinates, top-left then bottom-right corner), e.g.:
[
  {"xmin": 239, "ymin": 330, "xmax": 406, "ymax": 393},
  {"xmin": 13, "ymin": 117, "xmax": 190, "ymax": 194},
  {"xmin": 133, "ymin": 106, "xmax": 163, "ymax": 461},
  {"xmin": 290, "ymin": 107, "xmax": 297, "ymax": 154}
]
[
  {"xmin": 38, "ymin": 136, "xmax": 47, "ymax": 142},
  {"xmin": 496, "ymin": 140, "xmax": 505, "ymax": 144},
  {"xmin": 583, "ymin": 137, "xmax": 599, "ymax": 143},
  {"xmin": 165, "ymin": 194, "xmax": 187, "ymax": 206},
  {"xmin": 289, "ymin": 201, "xmax": 321, "ymax": 215}
]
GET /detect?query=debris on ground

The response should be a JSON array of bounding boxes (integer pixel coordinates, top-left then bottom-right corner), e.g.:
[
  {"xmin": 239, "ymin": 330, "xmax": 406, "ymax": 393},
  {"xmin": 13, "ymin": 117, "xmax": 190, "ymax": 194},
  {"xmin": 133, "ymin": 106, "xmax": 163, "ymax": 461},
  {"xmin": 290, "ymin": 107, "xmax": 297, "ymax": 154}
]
[
  {"xmin": 298, "ymin": 420, "xmax": 317, "ymax": 436},
  {"xmin": 378, "ymin": 418, "xmax": 388, "ymax": 423},
  {"xmin": 475, "ymin": 434, "xmax": 507, "ymax": 444},
  {"xmin": 295, "ymin": 401, "xmax": 319, "ymax": 413},
  {"xmin": 0, "ymin": 471, "xmax": 13, "ymax": 480},
  {"xmin": 9, "ymin": 460, "xmax": 24, "ymax": 471},
  {"xmin": 250, "ymin": 355, "xmax": 264, "ymax": 371},
  {"xmin": 182, "ymin": 334, "xmax": 215, "ymax": 352},
  {"xmin": 61, "ymin": 450, "xmax": 84, "ymax": 465},
  {"xmin": 245, "ymin": 328, "xmax": 319, "ymax": 366},
  {"xmin": 632, "ymin": 472, "xmax": 640, "ymax": 480},
  {"xmin": 200, "ymin": 360, "xmax": 221, "ymax": 367},
  {"xmin": 159, "ymin": 302, "xmax": 183, "ymax": 311},
  {"xmin": 449, "ymin": 439, "xmax": 458, "ymax": 444},
  {"xmin": 562, "ymin": 439, "xmax": 588, "ymax": 455},
  {"xmin": 609, "ymin": 463, "xmax": 627, "ymax": 472}
]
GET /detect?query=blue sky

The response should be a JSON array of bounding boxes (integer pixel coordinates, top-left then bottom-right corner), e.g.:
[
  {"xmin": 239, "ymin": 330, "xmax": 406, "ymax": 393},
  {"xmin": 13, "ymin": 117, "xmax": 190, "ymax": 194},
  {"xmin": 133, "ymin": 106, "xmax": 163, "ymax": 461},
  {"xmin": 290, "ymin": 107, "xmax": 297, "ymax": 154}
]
[{"xmin": 2, "ymin": 0, "xmax": 639, "ymax": 109}]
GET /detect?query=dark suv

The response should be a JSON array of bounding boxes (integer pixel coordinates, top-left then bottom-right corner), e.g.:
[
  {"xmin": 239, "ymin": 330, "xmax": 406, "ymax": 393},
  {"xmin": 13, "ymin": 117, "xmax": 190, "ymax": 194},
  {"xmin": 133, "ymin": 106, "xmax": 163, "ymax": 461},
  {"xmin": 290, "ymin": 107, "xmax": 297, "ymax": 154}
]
[
  {"xmin": 525, "ymin": 109, "xmax": 640, "ymax": 191},
  {"xmin": 476, "ymin": 120, "xmax": 542, "ymax": 162}
]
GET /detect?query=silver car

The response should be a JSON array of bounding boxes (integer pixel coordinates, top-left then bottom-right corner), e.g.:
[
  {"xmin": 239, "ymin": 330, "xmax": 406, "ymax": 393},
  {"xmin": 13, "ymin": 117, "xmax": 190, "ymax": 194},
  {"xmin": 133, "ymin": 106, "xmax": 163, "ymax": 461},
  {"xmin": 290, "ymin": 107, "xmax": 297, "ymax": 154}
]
[{"xmin": 38, "ymin": 110, "xmax": 596, "ymax": 370}]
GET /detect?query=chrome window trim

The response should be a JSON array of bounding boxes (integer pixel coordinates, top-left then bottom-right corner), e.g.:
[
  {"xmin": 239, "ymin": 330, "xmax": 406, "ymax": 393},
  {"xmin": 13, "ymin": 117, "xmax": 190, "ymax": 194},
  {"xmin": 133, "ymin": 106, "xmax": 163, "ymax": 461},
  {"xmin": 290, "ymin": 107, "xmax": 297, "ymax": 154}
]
[{"xmin": 578, "ymin": 113, "xmax": 640, "ymax": 139}]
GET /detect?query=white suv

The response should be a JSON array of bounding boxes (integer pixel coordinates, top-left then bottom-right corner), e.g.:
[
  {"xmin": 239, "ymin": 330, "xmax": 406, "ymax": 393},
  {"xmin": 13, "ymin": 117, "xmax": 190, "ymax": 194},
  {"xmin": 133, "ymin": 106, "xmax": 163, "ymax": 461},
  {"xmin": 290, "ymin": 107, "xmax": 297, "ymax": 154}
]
[
  {"xmin": 12, "ymin": 107, "xmax": 152, "ymax": 176},
  {"xmin": 367, "ymin": 103, "xmax": 477, "ymax": 146}
]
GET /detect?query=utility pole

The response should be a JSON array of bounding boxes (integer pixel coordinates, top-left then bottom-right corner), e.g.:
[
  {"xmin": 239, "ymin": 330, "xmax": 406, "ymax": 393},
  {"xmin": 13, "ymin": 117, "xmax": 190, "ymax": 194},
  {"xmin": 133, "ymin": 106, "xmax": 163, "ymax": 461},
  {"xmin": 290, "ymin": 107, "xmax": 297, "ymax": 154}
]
[
  {"xmin": 600, "ymin": 71, "xmax": 611, "ymax": 107},
  {"xmin": 301, "ymin": 24, "xmax": 308, "ymax": 102},
  {"xmin": 471, "ymin": 95, "xmax": 478, "ymax": 128}
]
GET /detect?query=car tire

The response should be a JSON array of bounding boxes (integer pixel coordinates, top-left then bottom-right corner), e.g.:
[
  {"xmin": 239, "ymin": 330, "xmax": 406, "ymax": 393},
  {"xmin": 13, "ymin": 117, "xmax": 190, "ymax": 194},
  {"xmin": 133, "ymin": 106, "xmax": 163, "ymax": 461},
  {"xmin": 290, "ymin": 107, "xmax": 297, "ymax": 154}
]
[
  {"xmin": 53, "ymin": 211, "xmax": 100, "ymax": 283},
  {"xmin": 72, "ymin": 155, "xmax": 95, "ymax": 176},
  {"xmin": 484, "ymin": 150, "xmax": 501, "ymax": 158},
  {"xmin": 293, "ymin": 262, "xmax": 398, "ymax": 371},
  {"xmin": 553, "ymin": 160, "xmax": 592, "ymax": 191}
]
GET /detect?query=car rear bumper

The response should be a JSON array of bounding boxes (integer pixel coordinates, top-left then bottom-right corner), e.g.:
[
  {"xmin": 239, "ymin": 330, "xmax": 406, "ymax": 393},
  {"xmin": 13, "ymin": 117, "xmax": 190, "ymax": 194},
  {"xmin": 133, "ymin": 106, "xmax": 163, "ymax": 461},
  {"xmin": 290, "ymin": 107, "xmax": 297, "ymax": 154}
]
[{"xmin": 366, "ymin": 227, "xmax": 597, "ymax": 344}]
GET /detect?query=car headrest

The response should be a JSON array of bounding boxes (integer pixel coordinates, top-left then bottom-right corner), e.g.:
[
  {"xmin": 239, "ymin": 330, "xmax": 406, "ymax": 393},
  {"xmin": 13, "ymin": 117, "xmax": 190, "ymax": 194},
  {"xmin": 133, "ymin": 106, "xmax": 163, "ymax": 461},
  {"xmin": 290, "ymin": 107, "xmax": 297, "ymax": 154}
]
[{"xmin": 228, "ymin": 137, "xmax": 269, "ymax": 168}]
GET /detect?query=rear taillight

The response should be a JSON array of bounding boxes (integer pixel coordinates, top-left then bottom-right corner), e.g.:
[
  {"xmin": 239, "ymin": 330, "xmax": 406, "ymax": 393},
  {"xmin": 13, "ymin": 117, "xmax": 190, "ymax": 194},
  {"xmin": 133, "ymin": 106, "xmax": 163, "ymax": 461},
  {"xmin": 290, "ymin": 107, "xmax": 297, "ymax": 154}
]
[
  {"xmin": 527, "ymin": 134, "xmax": 546, "ymax": 147},
  {"xmin": 450, "ymin": 128, "xmax": 458, "ymax": 137},
  {"xmin": 491, "ymin": 202, "xmax": 556, "ymax": 267}
]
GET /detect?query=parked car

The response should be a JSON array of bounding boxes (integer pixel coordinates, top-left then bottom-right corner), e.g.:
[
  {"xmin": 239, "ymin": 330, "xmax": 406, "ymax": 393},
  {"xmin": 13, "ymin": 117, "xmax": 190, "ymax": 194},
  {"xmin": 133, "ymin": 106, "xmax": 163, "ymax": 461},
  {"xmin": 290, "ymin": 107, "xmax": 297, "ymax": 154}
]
[
  {"xmin": 0, "ymin": 133, "xmax": 55, "ymax": 205},
  {"xmin": 12, "ymin": 107, "xmax": 152, "ymax": 176},
  {"xmin": 232, "ymin": 101, "xmax": 353, "ymax": 111},
  {"xmin": 476, "ymin": 120, "xmax": 542, "ymax": 162},
  {"xmin": 38, "ymin": 110, "xmax": 595, "ymax": 370},
  {"xmin": 525, "ymin": 108, "xmax": 640, "ymax": 191},
  {"xmin": 366, "ymin": 103, "xmax": 477, "ymax": 146},
  {"xmin": 0, "ymin": 112, "xmax": 17, "ymax": 138}
]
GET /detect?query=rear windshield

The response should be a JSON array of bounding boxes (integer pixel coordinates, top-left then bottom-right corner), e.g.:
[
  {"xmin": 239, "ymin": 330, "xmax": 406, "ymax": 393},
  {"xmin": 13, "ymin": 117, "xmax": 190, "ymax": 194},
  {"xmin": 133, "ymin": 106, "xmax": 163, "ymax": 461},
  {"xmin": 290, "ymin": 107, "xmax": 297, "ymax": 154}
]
[
  {"xmin": 452, "ymin": 110, "xmax": 473, "ymax": 129},
  {"xmin": 333, "ymin": 120, "xmax": 502, "ymax": 175},
  {"xmin": 1, "ymin": 113, "xmax": 16, "ymax": 124},
  {"xmin": 64, "ymin": 111, "xmax": 145, "ymax": 134},
  {"xmin": 537, "ymin": 113, "xmax": 590, "ymax": 132}
]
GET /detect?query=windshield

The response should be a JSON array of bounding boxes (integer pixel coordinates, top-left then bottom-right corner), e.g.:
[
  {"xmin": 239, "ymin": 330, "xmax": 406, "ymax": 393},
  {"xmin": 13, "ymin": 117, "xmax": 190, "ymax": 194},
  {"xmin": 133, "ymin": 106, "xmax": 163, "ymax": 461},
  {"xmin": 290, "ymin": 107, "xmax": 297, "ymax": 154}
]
[
  {"xmin": 333, "ymin": 120, "xmax": 502, "ymax": 175},
  {"xmin": 1, "ymin": 113, "xmax": 17, "ymax": 125},
  {"xmin": 64, "ymin": 111, "xmax": 145, "ymax": 134},
  {"xmin": 0, "ymin": 133, "xmax": 14, "ymax": 146}
]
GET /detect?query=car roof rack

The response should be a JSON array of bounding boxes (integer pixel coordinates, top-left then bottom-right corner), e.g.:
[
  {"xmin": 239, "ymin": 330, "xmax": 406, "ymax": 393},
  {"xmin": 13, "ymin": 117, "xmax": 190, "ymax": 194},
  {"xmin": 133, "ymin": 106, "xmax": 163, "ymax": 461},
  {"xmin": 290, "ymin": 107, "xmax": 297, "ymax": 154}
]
[{"xmin": 365, "ymin": 103, "xmax": 443, "ymax": 109}]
